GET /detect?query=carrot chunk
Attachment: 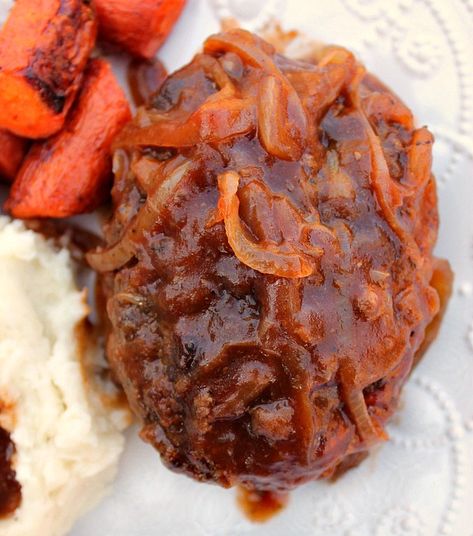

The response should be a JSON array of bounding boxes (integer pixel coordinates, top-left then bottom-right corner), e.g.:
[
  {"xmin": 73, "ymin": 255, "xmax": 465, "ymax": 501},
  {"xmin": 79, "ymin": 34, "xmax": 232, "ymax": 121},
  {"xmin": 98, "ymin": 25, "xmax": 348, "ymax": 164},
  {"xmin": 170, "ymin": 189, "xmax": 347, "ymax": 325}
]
[
  {"xmin": 0, "ymin": 130, "xmax": 28, "ymax": 182},
  {"xmin": 95, "ymin": 0, "xmax": 186, "ymax": 58},
  {"xmin": 5, "ymin": 59, "xmax": 131, "ymax": 218},
  {"xmin": 0, "ymin": 0, "xmax": 97, "ymax": 138}
]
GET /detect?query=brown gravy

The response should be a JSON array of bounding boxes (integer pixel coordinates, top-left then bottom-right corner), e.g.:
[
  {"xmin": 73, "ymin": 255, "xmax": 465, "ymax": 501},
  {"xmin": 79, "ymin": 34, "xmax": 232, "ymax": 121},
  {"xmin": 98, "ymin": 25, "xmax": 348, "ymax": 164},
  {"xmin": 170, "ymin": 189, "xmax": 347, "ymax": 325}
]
[
  {"xmin": 0, "ymin": 427, "xmax": 21, "ymax": 519},
  {"xmin": 237, "ymin": 487, "xmax": 288, "ymax": 522}
]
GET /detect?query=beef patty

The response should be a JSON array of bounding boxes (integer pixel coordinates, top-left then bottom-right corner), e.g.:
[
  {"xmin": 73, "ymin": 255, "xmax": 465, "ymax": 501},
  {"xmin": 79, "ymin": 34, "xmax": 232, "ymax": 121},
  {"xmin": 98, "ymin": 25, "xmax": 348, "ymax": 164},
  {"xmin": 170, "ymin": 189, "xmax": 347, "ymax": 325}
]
[{"xmin": 88, "ymin": 29, "xmax": 451, "ymax": 491}]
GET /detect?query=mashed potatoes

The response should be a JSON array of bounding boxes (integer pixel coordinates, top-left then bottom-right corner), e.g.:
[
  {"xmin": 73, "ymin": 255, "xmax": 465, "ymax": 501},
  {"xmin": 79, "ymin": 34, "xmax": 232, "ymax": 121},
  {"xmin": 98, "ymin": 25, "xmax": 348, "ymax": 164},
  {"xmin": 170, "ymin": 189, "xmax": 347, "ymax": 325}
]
[{"xmin": 0, "ymin": 217, "xmax": 129, "ymax": 536}]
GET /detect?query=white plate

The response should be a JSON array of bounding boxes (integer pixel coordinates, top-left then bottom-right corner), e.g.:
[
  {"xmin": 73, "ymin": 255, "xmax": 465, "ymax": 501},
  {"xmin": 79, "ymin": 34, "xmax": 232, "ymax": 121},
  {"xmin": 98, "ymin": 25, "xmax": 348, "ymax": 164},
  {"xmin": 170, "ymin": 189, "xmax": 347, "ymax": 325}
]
[{"xmin": 2, "ymin": 0, "xmax": 473, "ymax": 534}]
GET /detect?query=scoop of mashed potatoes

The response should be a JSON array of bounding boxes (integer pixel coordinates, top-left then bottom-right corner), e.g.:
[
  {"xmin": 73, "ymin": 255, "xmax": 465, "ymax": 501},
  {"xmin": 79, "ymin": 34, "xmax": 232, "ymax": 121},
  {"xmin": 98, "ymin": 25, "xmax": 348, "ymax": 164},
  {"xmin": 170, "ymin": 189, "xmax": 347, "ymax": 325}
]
[{"xmin": 0, "ymin": 217, "xmax": 129, "ymax": 536}]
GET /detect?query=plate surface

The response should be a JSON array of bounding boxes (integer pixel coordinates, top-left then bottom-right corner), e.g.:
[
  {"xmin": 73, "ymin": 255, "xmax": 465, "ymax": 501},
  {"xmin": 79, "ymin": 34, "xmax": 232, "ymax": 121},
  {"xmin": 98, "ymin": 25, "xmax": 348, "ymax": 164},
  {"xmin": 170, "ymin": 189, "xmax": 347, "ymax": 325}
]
[{"xmin": 2, "ymin": 0, "xmax": 473, "ymax": 535}]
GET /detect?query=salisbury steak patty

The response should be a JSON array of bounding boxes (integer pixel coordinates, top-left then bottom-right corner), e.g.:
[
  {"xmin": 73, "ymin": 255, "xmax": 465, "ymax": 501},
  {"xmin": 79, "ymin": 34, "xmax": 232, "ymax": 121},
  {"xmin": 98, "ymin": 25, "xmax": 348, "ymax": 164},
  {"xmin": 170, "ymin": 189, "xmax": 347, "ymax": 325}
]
[{"xmin": 88, "ymin": 29, "xmax": 450, "ymax": 491}]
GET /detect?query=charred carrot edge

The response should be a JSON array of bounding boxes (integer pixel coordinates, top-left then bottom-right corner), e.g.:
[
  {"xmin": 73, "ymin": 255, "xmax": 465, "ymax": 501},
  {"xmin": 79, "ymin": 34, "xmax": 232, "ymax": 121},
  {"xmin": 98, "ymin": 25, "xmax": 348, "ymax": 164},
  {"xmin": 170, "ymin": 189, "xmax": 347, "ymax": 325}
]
[
  {"xmin": 0, "ymin": 0, "xmax": 97, "ymax": 138},
  {"xmin": 5, "ymin": 59, "xmax": 131, "ymax": 219},
  {"xmin": 0, "ymin": 130, "xmax": 28, "ymax": 182},
  {"xmin": 95, "ymin": 0, "xmax": 186, "ymax": 58}
]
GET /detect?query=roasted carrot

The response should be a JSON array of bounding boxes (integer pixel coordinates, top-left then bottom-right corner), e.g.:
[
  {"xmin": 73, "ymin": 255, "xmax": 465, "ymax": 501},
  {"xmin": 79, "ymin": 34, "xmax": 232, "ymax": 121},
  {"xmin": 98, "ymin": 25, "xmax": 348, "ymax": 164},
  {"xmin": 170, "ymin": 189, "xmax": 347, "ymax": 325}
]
[
  {"xmin": 5, "ymin": 59, "xmax": 131, "ymax": 218},
  {"xmin": 0, "ymin": 0, "xmax": 97, "ymax": 138},
  {"xmin": 95, "ymin": 0, "xmax": 186, "ymax": 58},
  {"xmin": 0, "ymin": 130, "xmax": 28, "ymax": 182}
]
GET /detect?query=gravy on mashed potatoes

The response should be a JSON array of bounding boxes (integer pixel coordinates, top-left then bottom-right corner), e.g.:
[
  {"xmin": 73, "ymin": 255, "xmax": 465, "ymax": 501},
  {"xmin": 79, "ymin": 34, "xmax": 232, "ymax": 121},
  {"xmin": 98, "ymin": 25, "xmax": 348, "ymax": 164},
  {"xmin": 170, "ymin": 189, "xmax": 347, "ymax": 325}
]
[{"xmin": 0, "ymin": 217, "xmax": 129, "ymax": 536}]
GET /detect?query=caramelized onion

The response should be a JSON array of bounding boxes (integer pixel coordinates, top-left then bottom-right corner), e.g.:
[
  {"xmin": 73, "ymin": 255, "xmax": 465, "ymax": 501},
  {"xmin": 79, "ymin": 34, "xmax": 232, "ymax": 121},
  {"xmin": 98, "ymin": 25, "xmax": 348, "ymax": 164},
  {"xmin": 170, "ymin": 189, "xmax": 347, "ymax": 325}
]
[
  {"xmin": 115, "ymin": 96, "xmax": 256, "ymax": 149},
  {"xmin": 361, "ymin": 91, "xmax": 414, "ymax": 130},
  {"xmin": 257, "ymin": 75, "xmax": 308, "ymax": 161},
  {"xmin": 197, "ymin": 53, "xmax": 235, "ymax": 91},
  {"xmin": 238, "ymin": 180, "xmax": 280, "ymax": 242},
  {"xmin": 206, "ymin": 29, "xmax": 308, "ymax": 160},
  {"xmin": 350, "ymin": 77, "xmax": 424, "ymax": 264},
  {"xmin": 217, "ymin": 171, "xmax": 314, "ymax": 278},
  {"xmin": 197, "ymin": 97, "xmax": 256, "ymax": 143},
  {"xmin": 403, "ymin": 127, "xmax": 434, "ymax": 192},
  {"xmin": 362, "ymin": 116, "xmax": 423, "ymax": 269},
  {"xmin": 87, "ymin": 160, "xmax": 194, "ymax": 272},
  {"xmin": 272, "ymin": 197, "xmax": 325, "ymax": 256},
  {"xmin": 204, "ymin": 29, "xmax": 277, "ymax": 72},
  {"xmin": 287, "ymin": 47, "xmax": 356, "ymax": 120},
  {"xmin": 348, "ymin": 69, "xmax": 410, "ymax": 238},
  {"xmin": 261, "ymin": 278, "xmax": 314, "ymax": 345},
  {"xmin": 115, "ymin": 53, "xmax": 251, "ymax": 150},
  {"xmin": 365, "ymin": 123, "xmax": 401, "ymax": 209},
  {"xmin": 148, "ymin": 159, "xmax": 194, "ymax": 211},
  {"xmin": 131, "ymin": 155, "xmax": 165, "ymax": 192},
  {"xmin": 363, "ymin": 121, "xmax": 408, "ymax": 235},
  {"xmin": 86, "ymin": 237, "xmax": 135, "ymax": 273},
  {"xmin": 344, "ymin": 388, "xmax": 388, "ymax": 445}
]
